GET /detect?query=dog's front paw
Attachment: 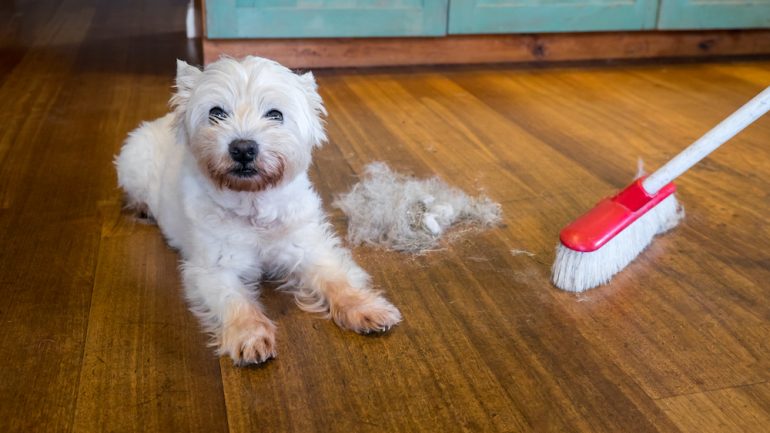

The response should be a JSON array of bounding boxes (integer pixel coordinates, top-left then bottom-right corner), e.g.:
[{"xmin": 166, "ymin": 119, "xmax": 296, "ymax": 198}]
[
  {"xmin": 331, "ymin": 293, "xmax": 402, "ymax": 334},
  {"xmin": 220, "ymin": 304, "xmax": 277, "ymax": 366}
]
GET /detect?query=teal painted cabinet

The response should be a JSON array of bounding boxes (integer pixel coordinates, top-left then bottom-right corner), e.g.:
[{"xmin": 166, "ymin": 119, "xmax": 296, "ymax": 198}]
[
  {"xmin": 658, "ymin": 0, "xmax": 770, "ymax": 30},
  {"xmin": 206, "ymin": 0, "xmax": 770, "ymax": 39},
  {"xmin": 448, "ymin": 0, "xmax": 659, "ymax": 34},
  {"xmin": 206, "ymin": 0, "xmax": 449, "ymax": 38}
]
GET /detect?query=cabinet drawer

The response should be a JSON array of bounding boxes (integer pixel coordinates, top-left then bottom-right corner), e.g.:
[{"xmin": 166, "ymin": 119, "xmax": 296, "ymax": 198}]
[
  {"xmin": 448, "ymin": 0, "xmax": 659, "ymax": 34},
  {"xmin": 658, "ymin": 0, "xmax": 770, "ymax": 30},
  {"xmin": 206, "ymin": 0, "xmax": 449, "ymax": 38}
]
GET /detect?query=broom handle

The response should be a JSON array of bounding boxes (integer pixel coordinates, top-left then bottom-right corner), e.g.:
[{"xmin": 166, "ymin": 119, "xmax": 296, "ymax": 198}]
[{"xmin": 643, "ymin": 86, "xmax": 770, "ymax": 195}]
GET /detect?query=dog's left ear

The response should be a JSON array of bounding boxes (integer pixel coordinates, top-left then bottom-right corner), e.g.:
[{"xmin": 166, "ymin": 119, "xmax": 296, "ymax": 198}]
[
  {"xmin": 298, "ymin": 71, "xmax": 328, "ymax": 148},
  {"xmin": 170, "ymin": 60, "xmax": 202, "ymax": 111}
]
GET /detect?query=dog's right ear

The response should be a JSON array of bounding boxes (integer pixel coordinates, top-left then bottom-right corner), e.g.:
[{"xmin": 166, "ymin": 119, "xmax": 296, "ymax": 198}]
[{"xmin": 170, "ymin": 60, "xmax": 202, "ymax": 111}]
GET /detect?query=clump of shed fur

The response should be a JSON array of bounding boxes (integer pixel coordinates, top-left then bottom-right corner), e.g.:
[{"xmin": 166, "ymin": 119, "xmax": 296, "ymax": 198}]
[{"xmin": 333, "ymin": 162, "xmax": 502, "ymax": 253}]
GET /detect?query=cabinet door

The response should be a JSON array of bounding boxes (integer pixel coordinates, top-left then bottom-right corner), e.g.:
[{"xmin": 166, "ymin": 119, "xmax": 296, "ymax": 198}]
[
  {"xmin": 448, "ymin": 0, "xmax": 659, "ymax": 34},
  {"xmin": 206, "ymin": 0, "xmax": 449, "ymax": 38},
  {"xmin": 658, "ymin": 0, "xmax": 770, "ymax": 29}
]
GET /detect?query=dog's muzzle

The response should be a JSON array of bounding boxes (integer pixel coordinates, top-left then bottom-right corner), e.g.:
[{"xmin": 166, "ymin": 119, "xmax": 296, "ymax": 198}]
[
  {"xmin": 229, "ymin": 139, "xmax": 258, "ymax": 165},
  {"xmin": 228, "ymin": 139, "xmax": 259, "ymax": 177}
]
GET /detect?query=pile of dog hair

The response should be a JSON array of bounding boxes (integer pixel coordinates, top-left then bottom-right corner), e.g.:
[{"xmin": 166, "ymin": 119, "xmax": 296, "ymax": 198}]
[{"xmin": 334, "ymin": 162, "xmax": 502, "ymax": 253}]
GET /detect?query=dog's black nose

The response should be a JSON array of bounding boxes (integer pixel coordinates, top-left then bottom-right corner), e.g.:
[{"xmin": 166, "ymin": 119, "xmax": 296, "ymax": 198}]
[{"xmin": 228, "ymin": 139, "xmax": 258, "ymax": 164}]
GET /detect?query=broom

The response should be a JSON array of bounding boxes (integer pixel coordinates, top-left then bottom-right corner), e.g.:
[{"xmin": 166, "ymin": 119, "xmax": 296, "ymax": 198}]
[{"xmin": 552, "ymin": 86, "xmax": 770, "ymax": 292}]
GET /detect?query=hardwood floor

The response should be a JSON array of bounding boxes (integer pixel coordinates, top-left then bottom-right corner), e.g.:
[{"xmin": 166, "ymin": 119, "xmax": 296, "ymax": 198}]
[{"xmin": 1, "ymin": 1, "xmax": 769, "ymax": 432}]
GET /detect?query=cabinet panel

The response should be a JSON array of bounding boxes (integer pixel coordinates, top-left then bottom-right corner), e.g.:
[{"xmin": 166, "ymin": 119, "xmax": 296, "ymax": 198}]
[
  {"xmin": 658, "ymin": 0, "xmax": 770, "ymax": 30},
  {"xmin": 207, "ymin": 0, "xmax": 449, "ymax": 38},
  {"xmin": 448, "ymin": 0, "xmax": 659, "ymax": 34}
]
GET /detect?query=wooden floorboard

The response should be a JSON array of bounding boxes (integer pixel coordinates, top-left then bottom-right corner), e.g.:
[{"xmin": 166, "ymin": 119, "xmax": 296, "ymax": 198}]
[
  {"xmin": 72, "ymin": 221, "xmax": 229, "ymax": 433},
  {"xmin": 0, "ymin": 214, "xmax": 101, "ymax": 432},
  {"xmin": 657, "ymin": 382, "xmax": 770, "ymax": 433},
  {"xmin": 1, "ymin": 1, "xmax": 770, "ymax": 432}
]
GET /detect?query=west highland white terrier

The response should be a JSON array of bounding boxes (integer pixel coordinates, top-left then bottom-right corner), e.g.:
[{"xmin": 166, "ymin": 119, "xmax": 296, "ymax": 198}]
[{"xmin": 115, "ymin": 56, "xmax": 402, "ymax": 365}]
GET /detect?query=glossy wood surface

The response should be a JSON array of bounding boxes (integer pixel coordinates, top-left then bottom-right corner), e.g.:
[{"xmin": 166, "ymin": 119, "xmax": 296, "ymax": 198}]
[
  {"xmin": 202, "ymin": 30, "xmax": 770, "ymax": 68},
  {"xmin": 1, "ymin": 1, "xmax": 769, "ymax": 432}
]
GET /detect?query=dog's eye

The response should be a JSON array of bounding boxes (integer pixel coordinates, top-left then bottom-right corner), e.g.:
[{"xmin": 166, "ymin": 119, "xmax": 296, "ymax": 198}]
[
  {"xmin": 264, "ymin": 109, "xmax": 283, "ymax": 122},
  {"xmin": 209, "ymin": 107, "xmax": 228, "ymax": 123}
]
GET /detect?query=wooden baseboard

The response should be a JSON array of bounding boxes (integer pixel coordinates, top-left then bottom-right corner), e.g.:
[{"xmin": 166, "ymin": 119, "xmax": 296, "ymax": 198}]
[{"xmin": 202, "ymin": 30, "xmax": 770, "ymax": 68}]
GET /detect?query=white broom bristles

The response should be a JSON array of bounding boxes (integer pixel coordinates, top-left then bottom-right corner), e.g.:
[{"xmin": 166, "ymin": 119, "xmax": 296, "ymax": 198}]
[{"xmin": 551, "ymin": 194, "xmax": 685, "ymax": 292}]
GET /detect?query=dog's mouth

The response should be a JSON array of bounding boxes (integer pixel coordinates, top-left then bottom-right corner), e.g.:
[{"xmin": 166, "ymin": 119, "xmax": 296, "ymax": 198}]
[
  {"xmin": 230, "ymin": 166, "xmax": 259, "ymax": 178},
  {"xmin": 206, "ymin": 153, "xmax": 285, "ymax": 192}
]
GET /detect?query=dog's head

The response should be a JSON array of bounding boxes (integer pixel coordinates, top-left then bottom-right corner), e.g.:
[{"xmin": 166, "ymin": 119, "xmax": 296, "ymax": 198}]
[{"xmin": 171, "ymin": 56, "xmax": 326, "ymax": 192}]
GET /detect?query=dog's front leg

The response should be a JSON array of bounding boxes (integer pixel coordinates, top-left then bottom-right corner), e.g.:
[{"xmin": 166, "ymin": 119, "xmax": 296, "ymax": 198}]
[
  {"xmin": 181, "ymin": 264, "xmax": 276, "ymax": 365},
  {"xmin": 289, "ymin": 240, "xmax": 402, "ymax": 334}
]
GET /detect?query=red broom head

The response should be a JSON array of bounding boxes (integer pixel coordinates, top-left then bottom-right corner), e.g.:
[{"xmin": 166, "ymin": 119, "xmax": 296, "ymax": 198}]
[{"xmin": 559, "ymin": 178, "xmax": 677, "ymax": 253}]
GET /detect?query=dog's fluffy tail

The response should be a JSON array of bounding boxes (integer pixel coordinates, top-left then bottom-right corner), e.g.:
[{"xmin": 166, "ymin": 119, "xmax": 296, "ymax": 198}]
[{"xmin": 115, "ymin": 113, "xmax": 174, "ymax": 216}]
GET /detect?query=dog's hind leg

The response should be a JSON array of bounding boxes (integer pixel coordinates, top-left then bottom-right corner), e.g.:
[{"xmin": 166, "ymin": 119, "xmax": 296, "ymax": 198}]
[{"xmin": 115, "ymin": 114, "xmax": 174, "ymax": 218}]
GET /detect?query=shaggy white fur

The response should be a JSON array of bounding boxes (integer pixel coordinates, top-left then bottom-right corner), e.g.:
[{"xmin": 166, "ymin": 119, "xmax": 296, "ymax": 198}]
[{"xmin": 334, "ymin": 162, "xmax": 502, "ymax": 253}]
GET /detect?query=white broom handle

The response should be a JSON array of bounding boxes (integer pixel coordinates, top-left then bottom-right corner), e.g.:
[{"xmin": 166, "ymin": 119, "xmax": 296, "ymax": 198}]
[{"xmin": 643, "ymin": 86, "xmax": 770, "ymax": 195}]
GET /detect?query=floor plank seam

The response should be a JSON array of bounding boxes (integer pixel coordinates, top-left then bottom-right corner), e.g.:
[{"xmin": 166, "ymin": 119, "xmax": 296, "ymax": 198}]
[
  {"xmin": 652, "ymin": 379, "xmax": 770, "ymax": 401},
  {"xmin": 67, "ymin": 226, "xmax": 104, "ymax": 432}
]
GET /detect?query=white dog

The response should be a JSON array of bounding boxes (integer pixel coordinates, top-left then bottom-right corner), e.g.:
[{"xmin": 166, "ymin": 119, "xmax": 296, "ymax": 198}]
[{"xmin": 115, "ymin": 56, "xmax": 401, "ymax": 365}]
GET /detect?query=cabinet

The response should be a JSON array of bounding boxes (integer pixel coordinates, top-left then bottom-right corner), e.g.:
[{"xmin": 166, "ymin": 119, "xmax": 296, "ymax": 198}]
[
  {"xmin": 206, "ymin": 0, "xmax": 449, "ymax": 37},
  {"xmin": 658, "ymin": 0, "xmax": 770, "ymax": 30},
  {"xmin": 206, "ymin": 0, "xmax": 770, "ymax": 38},
  {"xmin": 449, "ymin": 0, "xmax": 658, "ymax": 34}
]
